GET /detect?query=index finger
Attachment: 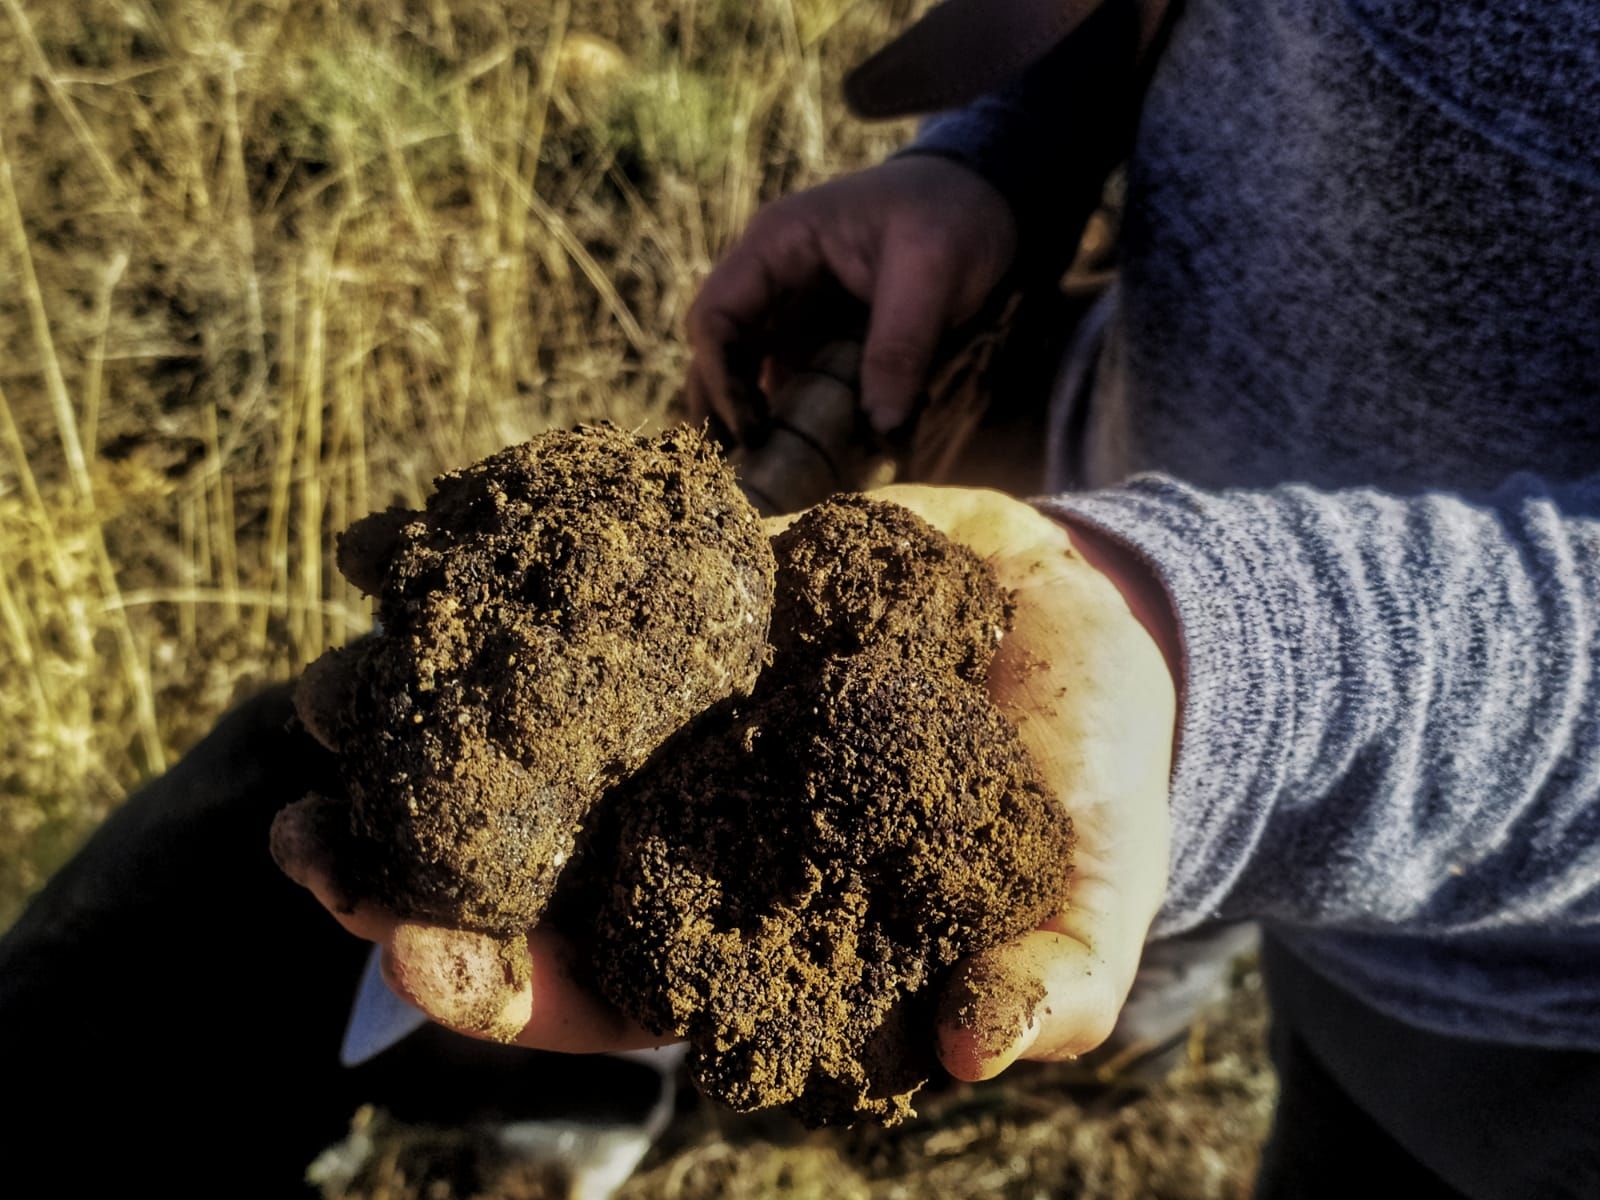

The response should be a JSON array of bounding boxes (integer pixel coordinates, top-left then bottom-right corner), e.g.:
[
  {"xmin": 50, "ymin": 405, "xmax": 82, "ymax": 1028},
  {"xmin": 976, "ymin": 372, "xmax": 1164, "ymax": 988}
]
[
  {"xmin": 686, "ymin": 218, "xmax": 831, "ymax": 444},
  {"xmin": 860, "ymin": 229, "xmax": 955, "ymax": 432}
]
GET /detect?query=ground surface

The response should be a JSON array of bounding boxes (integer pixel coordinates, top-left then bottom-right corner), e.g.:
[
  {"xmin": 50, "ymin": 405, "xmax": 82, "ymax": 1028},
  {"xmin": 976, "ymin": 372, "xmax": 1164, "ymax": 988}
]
[
  {"xmin": 0, "ymin": 0, "xmax": 1273, "ymax": 1192},
  {"xmin": 323, "ymin": 965, "xmax": 1273, "ymax": 1200},
  {"xmin": 636, "ymin": 961, "xmax": 1274, "ymax": 1200}
]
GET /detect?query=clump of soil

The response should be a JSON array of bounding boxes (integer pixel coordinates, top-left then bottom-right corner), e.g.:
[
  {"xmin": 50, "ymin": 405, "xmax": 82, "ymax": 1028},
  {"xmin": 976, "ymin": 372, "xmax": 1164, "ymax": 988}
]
[
  {"xmin": 293, "ymin": 424, "xmax": 775, "ymax": 934},
  {"xmin": 593, "ymin": 497, "xmax": 1074, "ymax": 1125},
  {"xmin": 769, "ymin": 494, "xmax": 1012, "ymax": 683},
  {"xmin": 295, "ymin": 439, "xmax": 1073, "ymax": 1124},
  {"xmin": 940, "ymin": 956, "xmax": 1050, "ymax": 1062}
]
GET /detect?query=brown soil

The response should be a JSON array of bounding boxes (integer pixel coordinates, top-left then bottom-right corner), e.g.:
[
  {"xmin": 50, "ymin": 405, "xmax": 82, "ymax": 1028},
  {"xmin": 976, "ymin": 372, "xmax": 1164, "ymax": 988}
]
[
  {"xmin": 592, "ymin": 498, "xmax": 1074, "ymax": 1126},
  {"xmin": 769, "ymin": 494, "xmax": 1013, "ymax": 684},
  {"xmin": 299, "ymin": 440, "xmax": 1074, "ymax": 1126},
  {"xmin": 293, "ymin": 424, "xmax": 774, "ymax": 933},
  {"xmin": 940, "ymin": 957, "xmax": 1049, "ymax": 1062}
]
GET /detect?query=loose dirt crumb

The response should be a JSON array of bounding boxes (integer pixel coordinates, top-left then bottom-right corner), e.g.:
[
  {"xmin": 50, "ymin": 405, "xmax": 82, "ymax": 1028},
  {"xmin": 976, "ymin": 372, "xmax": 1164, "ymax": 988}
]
[{"xmin": 940, "ymin": 957, "xmax": 1049, "ymax": 1061}]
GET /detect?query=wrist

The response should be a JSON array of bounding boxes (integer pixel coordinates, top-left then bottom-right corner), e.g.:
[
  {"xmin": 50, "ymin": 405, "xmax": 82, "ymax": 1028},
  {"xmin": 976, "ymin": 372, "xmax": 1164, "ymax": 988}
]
[{"xmin": 1055, "ymin": 514, "xmax": 1184, "ymax": 724}]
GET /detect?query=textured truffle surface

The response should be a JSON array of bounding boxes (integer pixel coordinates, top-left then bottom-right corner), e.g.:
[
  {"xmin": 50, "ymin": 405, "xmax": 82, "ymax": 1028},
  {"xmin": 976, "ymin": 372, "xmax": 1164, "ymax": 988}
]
[
  {"xmin": 769, "ymin": 492, "xmax": 1012, "ymax": 683},
  {"xmin": 593, "ymin": 498, "xmax": 1073, "ymax": 1125},
  {"xmin": 296, "ymin": 424, "xmax": 774, "ymax": 933}
]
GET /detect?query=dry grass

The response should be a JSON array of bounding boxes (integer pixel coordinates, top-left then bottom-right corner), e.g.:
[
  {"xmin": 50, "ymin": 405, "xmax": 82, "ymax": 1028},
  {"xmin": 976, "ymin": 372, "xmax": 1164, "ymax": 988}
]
[
  {"xmin": 0, "ymin": 0, "xmax": 922, "ymax": 927},
  {"xmin": 621, "ymin": 973, "xmax": 1272, "ymax": 1200}
]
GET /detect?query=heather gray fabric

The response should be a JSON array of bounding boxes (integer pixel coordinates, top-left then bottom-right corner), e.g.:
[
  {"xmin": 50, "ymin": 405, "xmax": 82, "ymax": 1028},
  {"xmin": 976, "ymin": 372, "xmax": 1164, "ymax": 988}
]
[{"xmin": 912, "ymin": 0, "xmax": 1600, "ymax": 1050}]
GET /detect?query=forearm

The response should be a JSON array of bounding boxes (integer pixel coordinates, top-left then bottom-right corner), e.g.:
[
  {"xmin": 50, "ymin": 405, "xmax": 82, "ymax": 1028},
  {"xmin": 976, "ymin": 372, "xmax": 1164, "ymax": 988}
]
[{"xmin": 1037, "ymin": 471, "xmax": 1600, "ymax": 940}]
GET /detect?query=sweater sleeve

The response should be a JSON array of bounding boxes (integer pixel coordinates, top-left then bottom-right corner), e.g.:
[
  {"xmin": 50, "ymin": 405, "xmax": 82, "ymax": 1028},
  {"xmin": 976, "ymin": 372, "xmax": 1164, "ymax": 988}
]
[
  {"xmin": 1038, "ymin": 471, "xmax": 1600, "ymax": 943},
  {"xmin": 896, "ymin": 0, "xmax": 1145, "ymax": 279}
]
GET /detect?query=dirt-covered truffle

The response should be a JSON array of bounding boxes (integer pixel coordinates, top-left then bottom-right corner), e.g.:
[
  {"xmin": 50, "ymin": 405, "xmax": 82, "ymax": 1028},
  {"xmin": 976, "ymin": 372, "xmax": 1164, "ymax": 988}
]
[
  {"xmin": 770, "ymin": 493, "xmax": 1012, "ymax": 684},
  {"xmin": 593, "ymin": 498, "xmax": 1074, "ymax": 1125},
  {"xmin": 296, "ymin": 424, "xmax": 775, "ymax": 934}
]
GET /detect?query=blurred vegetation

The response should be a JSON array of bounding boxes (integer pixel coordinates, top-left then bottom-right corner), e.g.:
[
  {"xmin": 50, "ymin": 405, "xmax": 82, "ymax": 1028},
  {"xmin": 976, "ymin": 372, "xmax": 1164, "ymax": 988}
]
[{"xmin": 326, "ymin": 970, "xmax": 1273, "ymax": 1200}]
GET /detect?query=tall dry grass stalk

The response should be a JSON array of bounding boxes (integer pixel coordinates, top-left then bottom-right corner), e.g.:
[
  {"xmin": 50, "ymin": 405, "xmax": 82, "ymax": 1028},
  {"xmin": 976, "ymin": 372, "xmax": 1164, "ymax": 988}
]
[{"xmin": 0, "ymin": 0, "xmax": 923, "ymax": 927}]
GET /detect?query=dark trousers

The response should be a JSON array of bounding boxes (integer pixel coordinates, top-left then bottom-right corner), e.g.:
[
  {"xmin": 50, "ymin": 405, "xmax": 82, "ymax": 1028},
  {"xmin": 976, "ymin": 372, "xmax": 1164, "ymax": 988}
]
[{"xmin": 1255, "ymin": 936, "xmax": 1600, "ymax": 1200}]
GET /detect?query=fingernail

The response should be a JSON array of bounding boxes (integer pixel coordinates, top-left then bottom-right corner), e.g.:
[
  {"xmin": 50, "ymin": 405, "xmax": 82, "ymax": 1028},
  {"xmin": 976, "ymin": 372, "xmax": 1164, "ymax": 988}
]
[{"xmin": 269, "ymin": 796, "xmax": 333, "ymax": 890}]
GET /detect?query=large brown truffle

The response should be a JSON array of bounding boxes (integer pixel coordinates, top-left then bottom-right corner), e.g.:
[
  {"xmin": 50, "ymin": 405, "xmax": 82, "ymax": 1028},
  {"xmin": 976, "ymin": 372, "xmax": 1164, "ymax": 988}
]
[
  {"xmin": 769, "ymin": 492, "xmax": 1012, "ymax": 683},
  {"xmin": 295, "ymin": 424, "xmax": 775, "ymax": 934},
  {"xmin": 593, "ymin": 498, "xmax": 1074, "ymax": 1125}
]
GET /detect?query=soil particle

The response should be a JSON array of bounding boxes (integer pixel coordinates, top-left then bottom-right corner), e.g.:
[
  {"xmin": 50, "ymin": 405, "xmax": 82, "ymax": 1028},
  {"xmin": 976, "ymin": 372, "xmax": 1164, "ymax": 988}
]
[
  {"xmin": 593, "ymin": 497, "xmax": 1074, "ymax": 1125},
  {"xmin": 295, "ymin": 424, "xmax": 775, "ymax": 933},
  {"xmin": 940, "ymin": 957, "xmax": 1049, "ymax": 1061}
]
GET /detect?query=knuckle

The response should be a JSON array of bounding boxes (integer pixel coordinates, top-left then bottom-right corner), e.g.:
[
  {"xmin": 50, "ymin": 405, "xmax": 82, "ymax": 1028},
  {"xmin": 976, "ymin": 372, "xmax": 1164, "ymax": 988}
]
[
  {"xmin": 763, "ymin": 214, "xmax": 825, "ymax": 276},
  {"xmin": 891, "ymin": 211, "xmax": 962, "ymax": 262},
  {"xmin": 744, "ymin": 197, "xmax": 802, "ymax": 244}
]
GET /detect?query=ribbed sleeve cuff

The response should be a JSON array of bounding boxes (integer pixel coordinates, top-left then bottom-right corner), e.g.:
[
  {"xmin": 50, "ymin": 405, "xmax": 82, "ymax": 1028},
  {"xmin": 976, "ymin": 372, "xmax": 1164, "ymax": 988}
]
[{"xmin": 897, "ymin": 109, "xmax": 1039, "ymax": 219}]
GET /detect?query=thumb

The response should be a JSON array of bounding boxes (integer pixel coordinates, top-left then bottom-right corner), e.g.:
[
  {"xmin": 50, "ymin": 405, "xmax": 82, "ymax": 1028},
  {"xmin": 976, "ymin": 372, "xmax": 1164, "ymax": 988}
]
[
  {"xmin": 861, "ymin": 229, "xmax": 955, "ymax": 433},
  {"xmin": 938, "ymin": 926, "xmax": 1128, "ymax": 1082},
  {"xmin": 936, "ymin": 832, "xmax": 1162, "ymax": 1082}
]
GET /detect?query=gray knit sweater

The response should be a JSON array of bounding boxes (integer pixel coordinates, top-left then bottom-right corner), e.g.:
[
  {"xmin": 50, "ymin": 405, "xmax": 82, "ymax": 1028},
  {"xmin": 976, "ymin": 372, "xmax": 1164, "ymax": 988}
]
[{"xmin": 914, "ymin": 0, "xmax": 1600, "ymax": 1049}]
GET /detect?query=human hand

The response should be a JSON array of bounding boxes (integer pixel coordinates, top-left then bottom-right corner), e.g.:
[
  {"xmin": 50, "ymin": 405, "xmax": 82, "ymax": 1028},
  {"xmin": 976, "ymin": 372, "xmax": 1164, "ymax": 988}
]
[
  {"xmin": 686, "ymin": 156, "xmax": 1017, "ymax": 442},
  {"xmin": 271, "ymin": 794, "xmax": 669, "ymax": 1055},
  {"xmin": 273, "ymin": 483, "xmax": 1178, "ymax": 1076},
  {"xmin": 865, "ymin": 485, "xmax": 1180, "ymax": 1081}
]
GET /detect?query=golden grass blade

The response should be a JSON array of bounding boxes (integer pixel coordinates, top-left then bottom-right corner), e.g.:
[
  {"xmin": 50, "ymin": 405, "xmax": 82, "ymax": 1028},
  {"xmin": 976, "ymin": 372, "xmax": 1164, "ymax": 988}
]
[
  {"xmin": 218, "ymin": 49, "xmax": 270, "ymax": 454},
  {"xmin": 0, "ymin": 125, "xmax": 93, "ymax": 505},
  {"xmin": 0, "ymin": 0, "xmax": 130, "ymax": 204},
  {"xmin": 81, "ymin": 249, "xmax": 129, "ymax": 458},
  {"xmin": 203, "ymin": 404, "xmax": 241, "ymax": 623}
]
